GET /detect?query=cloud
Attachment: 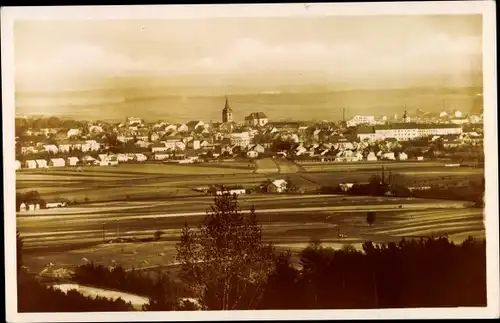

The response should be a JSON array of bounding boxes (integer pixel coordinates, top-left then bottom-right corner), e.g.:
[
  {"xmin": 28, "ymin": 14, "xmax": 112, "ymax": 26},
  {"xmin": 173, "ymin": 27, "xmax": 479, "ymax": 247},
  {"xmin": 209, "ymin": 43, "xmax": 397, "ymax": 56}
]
[{"xmin": 15, "ymin": 32, "xmax": 482, "ymax": 91}]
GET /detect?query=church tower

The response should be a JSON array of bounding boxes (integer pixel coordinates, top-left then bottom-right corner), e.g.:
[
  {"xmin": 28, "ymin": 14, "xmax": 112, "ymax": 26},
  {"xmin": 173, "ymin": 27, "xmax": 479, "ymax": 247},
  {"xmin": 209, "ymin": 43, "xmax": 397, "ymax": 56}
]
[
  {"xmin": 222, "ymin": 97, "xmax": 233, "ymax": 123},
  {"xmin": 402, "ymin": 110, "xmax": 410, "ymax": 123}
]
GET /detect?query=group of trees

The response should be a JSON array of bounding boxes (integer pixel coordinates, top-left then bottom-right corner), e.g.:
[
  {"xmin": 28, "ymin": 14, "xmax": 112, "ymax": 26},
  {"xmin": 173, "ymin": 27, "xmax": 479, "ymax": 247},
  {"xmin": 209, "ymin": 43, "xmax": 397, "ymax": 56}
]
[
  {"xmin": 15, "ymin": 117, "xmax": 87, "ymax": 136},
  {"xmin": 16, "ymin": 190, "xmax": 46, "ymax": 211},
  {"xmin": 16, "ymin": 232, "xmax": 134, "ymax": 312},
  {"xmin": 71, "ymin": 263, "xmax": 188, "ymax": 310},
  {"xmin": 17, "ymin": 193, "xmax": 487, "ymax": 312},
  {"xmin": 173, "ymin": 194, "xmax": 486, "ymax": 310},
  {"xmin": 259, "ymin": 236, "xmax": 486, "ymax": 309}
]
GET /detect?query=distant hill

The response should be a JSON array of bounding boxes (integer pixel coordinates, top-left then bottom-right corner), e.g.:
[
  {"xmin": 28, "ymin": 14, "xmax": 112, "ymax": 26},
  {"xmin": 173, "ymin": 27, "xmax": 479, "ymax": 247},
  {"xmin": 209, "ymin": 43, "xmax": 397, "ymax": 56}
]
[{"xmin": 14, "ymin": 85, "xmax": 483, "ymax": 123}]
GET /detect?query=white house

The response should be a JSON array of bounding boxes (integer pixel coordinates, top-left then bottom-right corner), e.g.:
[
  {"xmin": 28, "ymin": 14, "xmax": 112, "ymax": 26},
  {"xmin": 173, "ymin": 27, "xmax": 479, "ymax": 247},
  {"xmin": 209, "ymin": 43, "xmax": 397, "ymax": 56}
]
[
  {"xmin": 439, "ymin": 111, "xmax": 448, "ymax": 118},
  {"xmin": 454, "ymin": 110, "xmax": 463, "ymax": 118},
  {"xmin": 35, "ymin": 159, "xmax": 48, "ymax": 168},
  {"xmin": 417, "ymin": 156, "xmax": 424, "ymax": 161},
  {"xmin": 44, "ymin": 144, "xmax": 59, "ymax": 154},
  {"xmin": 67, "ymin": 129, "xmax": 80, "ymax": 138},
  {"xmin": 117, "ymin": 154, "xmax": 130, "ymax": 162},
  {"xmin": 28, "ymin": 203, "xmax": 40, "ymax": 211},
  {"xmin": 67, "ymin": 157, "xmax": 79, "ymax": 166},
  {"xmin": 229, "ymin": 132, "xmax": 252, "ymax": 148},
  {"xmin": 26, "ymin": 160, "xmax": 37, "ymax": 169},
  {"xmin": 15, "ymin": 160, "xmax": 21, "ymax": 170},
  {"xmin": 134, "ymin": 153, "xmax": 147, "ymax": 162},
  {"xmin": 244, "ymin": 112, "xmax": 269, "ymax": 127},
  {"xmin": 49, "ymin": 158, "xmax": 66, "ymax": 167},
  {"xmin": 86, "ymin": 140, "xmax": 101, "ymax": 151},
  {"xmin": 381, "ymin": 152, "xmax": 396, "ymax": 160},
  {"xmin": 398, "ymin": 152, "xmax": 408, "ymax": 161},
  {"xmin": 366, "ymin": 152, "xmax": 378, "ymax": 161},
  {"xmin": 19, "ymin": 203, "xmax": 27, "ymax": 212},
  {"xmin": 267, "ymin": 179, "xmax": 288, "ymax": 193},
  {"xmin": 154, "ymin": 153, "xmax": 171, "ymax": 160}
]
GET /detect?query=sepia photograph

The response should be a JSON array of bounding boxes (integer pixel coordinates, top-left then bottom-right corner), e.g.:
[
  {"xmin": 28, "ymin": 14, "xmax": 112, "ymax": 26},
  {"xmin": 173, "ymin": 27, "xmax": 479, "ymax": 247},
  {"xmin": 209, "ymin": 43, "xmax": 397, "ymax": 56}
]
[{"xmin": 2, "ymin": 2, "xmax": 498, "ymax": 321}]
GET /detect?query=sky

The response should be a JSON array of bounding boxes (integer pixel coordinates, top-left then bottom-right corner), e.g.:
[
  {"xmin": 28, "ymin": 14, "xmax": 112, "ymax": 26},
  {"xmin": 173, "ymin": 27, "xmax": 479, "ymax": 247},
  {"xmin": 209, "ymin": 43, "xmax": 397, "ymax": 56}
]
[{"xmin": 14, "ymin": 14, "xmax": 482, "ymax": 93}]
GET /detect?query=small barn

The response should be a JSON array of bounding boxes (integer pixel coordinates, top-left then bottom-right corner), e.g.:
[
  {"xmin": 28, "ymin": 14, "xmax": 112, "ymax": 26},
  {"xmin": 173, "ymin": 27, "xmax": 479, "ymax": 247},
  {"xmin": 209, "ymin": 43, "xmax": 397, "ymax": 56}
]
[
  {"xmin": 35, "ymin": 159, "xmax": 48, "ymax": 168},
  {"xmin": 267, "ymin": 179, "xmax": 288, "ymax": 193},
  {"xmin": 67, "ymin": 157, "xmax": 79, "ymax": 166},
  {"xmin": 19, "ymin": 203, "xmax": 27, "ymax": 212},
  {"xmin": 15, "ymin": 160, "xmax": 21, "ymax": 170},
  {"xmin": 135, "ymin": 153, "xmax": 147, "ymax": 162},
  {"xmin": 366, "ymin": 152, "xmax": 378, "ymax": 161},
  {"xmin": 398, "ymin": 152, "xmax": 408, "ymax": 161},
  {"xmin": 26, "ymin": 160, "xmax": 37, "ymax": 169},
  {"xmin": 117, "ymin": 154, "xmax": 129, "ymax": 162},
  {"xmin": 49, "ymin": 158, "xmax": 66, "ymax": 167},
  {"xmin": 382, "ymin": 152, "xmax": 396, "ymax": 160}
]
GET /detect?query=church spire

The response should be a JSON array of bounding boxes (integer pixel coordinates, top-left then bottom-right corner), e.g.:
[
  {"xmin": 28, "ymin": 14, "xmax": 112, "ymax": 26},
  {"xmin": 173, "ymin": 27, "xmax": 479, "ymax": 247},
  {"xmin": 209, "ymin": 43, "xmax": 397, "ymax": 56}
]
[{"xmin": 224, "ymin": 96, "xmax": 232, "ymax": 112}]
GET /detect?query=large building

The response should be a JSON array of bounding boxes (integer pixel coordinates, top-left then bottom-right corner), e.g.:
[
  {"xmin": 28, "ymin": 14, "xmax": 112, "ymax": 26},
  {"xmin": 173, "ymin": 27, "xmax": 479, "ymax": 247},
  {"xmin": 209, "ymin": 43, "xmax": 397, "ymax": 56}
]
[
  {"xmin": 357, "ymin": 123, "xmax": 463, "ymax": 141},
  {"xmin": 222, "ymin": 97, "xmax": 233, "ymax": 123},
  {"xmin": 228, "ymin": 132, "xmax": 252, "ymax": 148},
  {"xmin": 245, "ymin": 112, "xmax": 268, "ymax": 127}
]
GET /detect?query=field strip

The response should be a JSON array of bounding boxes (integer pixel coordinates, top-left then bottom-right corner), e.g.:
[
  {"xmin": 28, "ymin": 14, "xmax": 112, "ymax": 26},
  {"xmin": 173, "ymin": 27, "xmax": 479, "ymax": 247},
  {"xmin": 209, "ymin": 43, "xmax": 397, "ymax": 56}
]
[
  {"xmin": 393, "ymin": 224, "xmax": 485, "ymax": 237},
  {"xmin": 21, "ymin": 231, "xmax": 184, "ymax": 243},
  {"xmin": 376, "ymin": 220, "xmax": 483, "ymax": 235},
  {"xmin": 22, "ymin": 230, "xmax": 102, "ymax": 237},
  {"xmin": 17, "ymin": 202, "xmax": 468, "ymax": 223},
  {"xmin": 391, "ymin": 212, "xmax": 483, "ymax": 225}
]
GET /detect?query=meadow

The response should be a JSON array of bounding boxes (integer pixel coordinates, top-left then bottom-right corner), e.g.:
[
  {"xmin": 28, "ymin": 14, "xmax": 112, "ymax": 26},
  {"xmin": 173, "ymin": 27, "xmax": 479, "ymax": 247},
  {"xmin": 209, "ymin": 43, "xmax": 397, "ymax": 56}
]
[
  {"xmin": 20, "ymin": 201, "xmax": 484, "ymax": 275},
  {"xmin": 16, "ymin": 159, "xmax": 485, "ymax": 278}
]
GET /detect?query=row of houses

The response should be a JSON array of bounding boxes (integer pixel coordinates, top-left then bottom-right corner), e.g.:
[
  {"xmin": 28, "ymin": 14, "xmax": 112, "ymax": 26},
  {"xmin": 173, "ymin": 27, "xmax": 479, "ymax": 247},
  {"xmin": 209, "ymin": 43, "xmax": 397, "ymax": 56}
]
[
  {"xmin": 16, "ymin": 153, "xmax": 148, "ymax": 170},
  {"xmin": 20, "ymin": 140, "xmax": 101, "ymax": 155}
]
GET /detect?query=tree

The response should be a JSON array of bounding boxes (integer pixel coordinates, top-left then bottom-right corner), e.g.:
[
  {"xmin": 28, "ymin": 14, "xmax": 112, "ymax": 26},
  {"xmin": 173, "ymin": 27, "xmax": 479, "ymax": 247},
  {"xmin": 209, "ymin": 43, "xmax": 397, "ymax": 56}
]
[
  {"xmin": 142, "ymin": 273, "xmax": 178, "ymax": 311},
  {"xmin": 366, "ymin": 212, "xmax": 376, "ymax": 227},
  {"xmin": 284, "ymin": 178, "xmax": 298, "ymax": 193},
  {"xmin": 154, "ymin": 230, "xmax": 165, "ymax": 241},
  {"xmin": 176, "ymin": 195, "xmax": 276, "ymax": 310}
]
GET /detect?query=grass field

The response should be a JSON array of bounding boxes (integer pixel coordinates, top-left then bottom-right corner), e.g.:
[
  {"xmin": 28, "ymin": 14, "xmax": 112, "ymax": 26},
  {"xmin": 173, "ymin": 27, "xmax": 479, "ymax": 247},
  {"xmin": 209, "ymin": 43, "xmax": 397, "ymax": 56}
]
[
  {"xmin": 20, "ymin": 201, "xmax": 484, "ymax": 275},
  {"xmin": 17, "ymin": 159, "xmax": 486, "ymax": 278},
  {"xmin": 254, "ymin": 158, "xmax": 279, "ymax": 173}
]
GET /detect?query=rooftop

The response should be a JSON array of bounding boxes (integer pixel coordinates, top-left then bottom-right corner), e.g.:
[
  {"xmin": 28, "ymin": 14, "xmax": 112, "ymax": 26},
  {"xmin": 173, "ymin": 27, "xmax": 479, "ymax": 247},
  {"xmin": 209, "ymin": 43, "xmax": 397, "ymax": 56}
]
[
  {"xmin": 375, "ymin": 123, "xmax": 462, "ymax": 130},
  {"xmin": 245, "ymin": 112, "xmax": 268, "ymax": 120}
]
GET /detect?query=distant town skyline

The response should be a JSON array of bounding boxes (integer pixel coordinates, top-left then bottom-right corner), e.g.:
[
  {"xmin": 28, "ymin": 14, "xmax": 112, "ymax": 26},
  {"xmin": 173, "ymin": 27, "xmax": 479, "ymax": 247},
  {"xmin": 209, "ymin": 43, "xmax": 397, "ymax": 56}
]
[{"xmin": 15, "ymin": 14, "xmax": 482, "ymax": 94}]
